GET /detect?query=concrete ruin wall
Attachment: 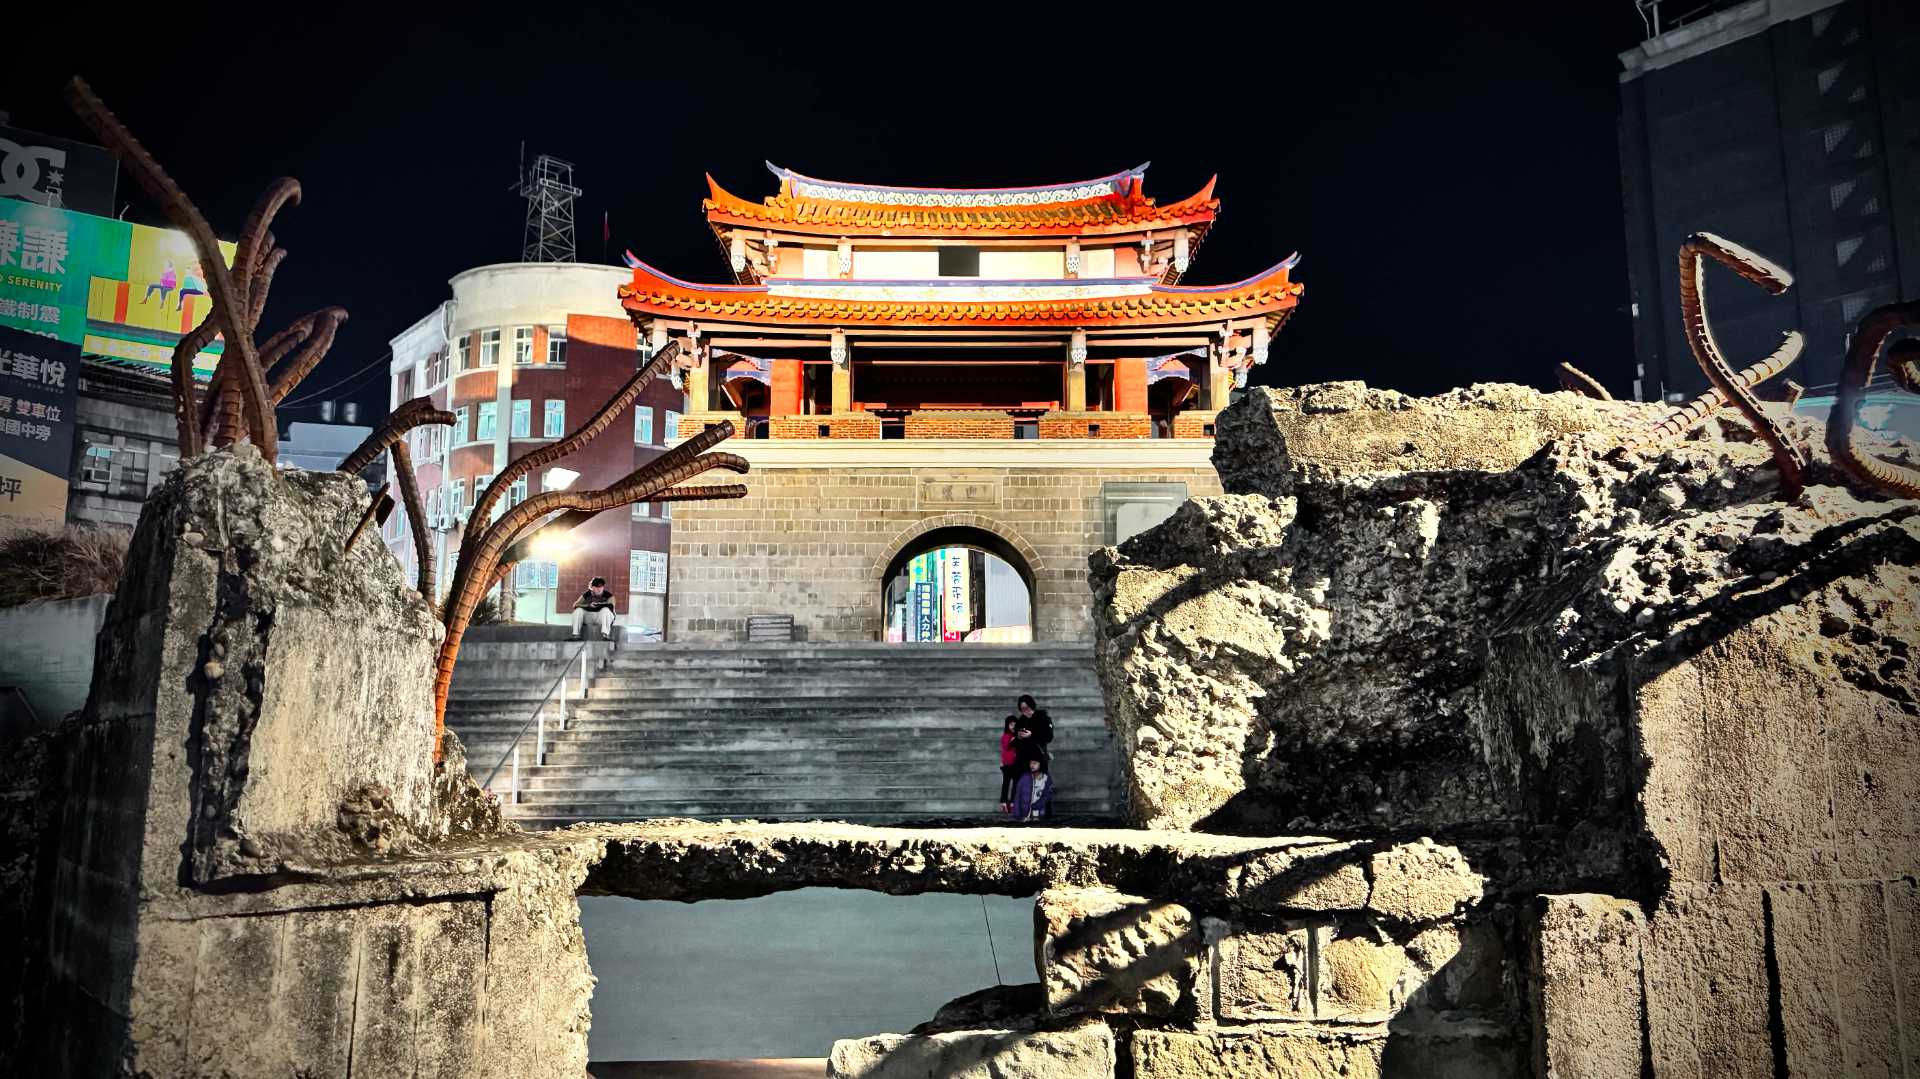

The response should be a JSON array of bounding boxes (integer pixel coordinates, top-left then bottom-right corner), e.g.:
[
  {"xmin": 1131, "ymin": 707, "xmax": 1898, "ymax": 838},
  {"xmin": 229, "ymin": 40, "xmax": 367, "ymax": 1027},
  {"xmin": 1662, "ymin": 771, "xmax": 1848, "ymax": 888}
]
[
  {"xmin": 3, "ymin": 447, "xmax": 592, "ymax": 1077},
  {"xmin": 1092, "ymin": 382, "xmax": 1920, "ymax": 1077}
]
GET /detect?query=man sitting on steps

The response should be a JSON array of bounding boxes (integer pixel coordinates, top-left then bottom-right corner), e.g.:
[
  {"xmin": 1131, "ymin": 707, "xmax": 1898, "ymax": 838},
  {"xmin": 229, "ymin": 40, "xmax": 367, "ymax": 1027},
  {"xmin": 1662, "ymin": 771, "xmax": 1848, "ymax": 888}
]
[{"xmin": 568, "ymin": 577, "xmax": 618, "ymax": 641}]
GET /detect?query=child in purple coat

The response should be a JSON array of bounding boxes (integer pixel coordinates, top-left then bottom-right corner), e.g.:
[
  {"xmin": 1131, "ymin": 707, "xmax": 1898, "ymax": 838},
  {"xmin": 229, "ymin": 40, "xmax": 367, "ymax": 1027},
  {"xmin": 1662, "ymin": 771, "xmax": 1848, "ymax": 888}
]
[{"xmin": 1011, "ymin": 757, "xmax": 1054, "ymax": 822}]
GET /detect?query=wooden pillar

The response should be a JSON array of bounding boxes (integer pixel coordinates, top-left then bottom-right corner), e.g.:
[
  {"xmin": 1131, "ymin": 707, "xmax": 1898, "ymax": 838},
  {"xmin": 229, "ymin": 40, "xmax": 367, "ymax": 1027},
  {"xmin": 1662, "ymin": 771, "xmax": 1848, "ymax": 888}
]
[
  {"xmin": 770, "ymin": 359, "xmax": 804, "ymax": 416},
  {"xmin": 1065, "ymin": 329, "xmax": 1087, "ymax": 411},
  {"xmin": 1065, "ymin": 365, "xmax": 1086, "ymax": 412},
  {"xmin": 1115, "ymin": 357, "xmax": 1148, "ymax": 413}
]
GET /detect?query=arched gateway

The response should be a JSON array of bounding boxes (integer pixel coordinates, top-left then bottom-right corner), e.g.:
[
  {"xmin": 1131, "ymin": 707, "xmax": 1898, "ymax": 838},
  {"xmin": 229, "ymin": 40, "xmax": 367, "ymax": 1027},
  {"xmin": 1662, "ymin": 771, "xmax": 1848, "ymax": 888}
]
[{"xmin": 876, "ymin": 521, "xmax": 1039, "ymax": 643}]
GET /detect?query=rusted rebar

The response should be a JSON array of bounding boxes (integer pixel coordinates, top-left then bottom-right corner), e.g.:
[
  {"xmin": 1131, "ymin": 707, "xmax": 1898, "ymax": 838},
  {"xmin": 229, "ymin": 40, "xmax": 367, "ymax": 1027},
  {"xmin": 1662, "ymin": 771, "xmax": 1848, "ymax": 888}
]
[
  {"xmin": 1617, "ymin": 341, "xmax": 1802, "ymax": 455},
  {"xmin": 337, "ymin": 397, "xmax": 455, "ymax": 476},
  {"xmin": 344, "ymin": 483, "xmax": 393, "ymax": 554},
  {"xmin": 460, "ymin": 341, "xmax": 677, "ymax": 565},
  {"xmin": 431, "ymin": 426, "xmax": 749, "ymax": 739},
  {"xmin": 1828, "ymin": 300, "xmax": 1920, "ymax": 498},
  {"xmin": 1557, "ymin": 363, "xmax": 1611, "ymax": 401},
  {"xmin": 391, "ymin": 440, "xmax": 435, "ymax": 613},
  {"xmin": 1675, "ymin": 232, "xmax": 1809, "ymax": 500}
]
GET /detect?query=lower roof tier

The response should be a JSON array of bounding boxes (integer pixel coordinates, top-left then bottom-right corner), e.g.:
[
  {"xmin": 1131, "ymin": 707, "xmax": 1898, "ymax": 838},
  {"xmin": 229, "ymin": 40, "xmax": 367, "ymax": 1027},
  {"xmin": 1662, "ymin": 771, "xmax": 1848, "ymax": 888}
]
[{"xmin": 620, "ymin": 254, "xmax": 1302, "ymax": 331}]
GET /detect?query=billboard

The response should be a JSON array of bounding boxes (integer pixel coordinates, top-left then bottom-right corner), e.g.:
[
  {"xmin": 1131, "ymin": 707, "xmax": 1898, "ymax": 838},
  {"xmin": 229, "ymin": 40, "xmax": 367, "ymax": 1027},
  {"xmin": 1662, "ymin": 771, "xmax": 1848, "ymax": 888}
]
[
  {"xmin": 0, "ymin": 323, "xmax": 80, "ymax": 526},
  {"xmin": 0, "ymin": 125, "xmax": 118, "ymax": 216},
  {"xmin": 0, "ymin": 199, "xmax": 234, "ymax": 377}
]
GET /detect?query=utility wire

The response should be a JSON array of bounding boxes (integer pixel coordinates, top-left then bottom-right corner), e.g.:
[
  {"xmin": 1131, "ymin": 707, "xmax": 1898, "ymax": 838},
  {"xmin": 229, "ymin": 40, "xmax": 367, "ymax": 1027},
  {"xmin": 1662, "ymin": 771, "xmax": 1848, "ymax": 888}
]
[
  {"xmin": 278, "ymin": 348, "xmax": 393, "ymax": 409},
  {"xmin": 980, "ymin": 894, "xmax": 1003, "ymax": 986}
]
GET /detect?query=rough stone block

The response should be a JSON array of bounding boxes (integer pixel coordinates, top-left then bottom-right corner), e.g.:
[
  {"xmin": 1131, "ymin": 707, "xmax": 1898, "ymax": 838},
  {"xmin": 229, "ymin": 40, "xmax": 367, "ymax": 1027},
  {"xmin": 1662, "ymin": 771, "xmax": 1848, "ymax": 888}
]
[
  {"xmin": 1319, "ymin": 925, "xmax": 1417, "ymax": 1022},
  {"xmin": 1527, "ymin": 893, "xmax": 1646, "ymax": 1079},
  {"xmin": 1129, "ymin": 1027, "xmax": 1383, "ymax": 1079},
  {"xmin": 1216, "ymin": 924, "xmax": 1315, "ymax": 1021},
  {"xmin": 1367, "ymin": 840, "xmax": 1485, "ymax": 924},
  {"xmin": 1230, "ymin": 842, "xmax": 1372, "ymax": 913},
  {"xmin": 1642, "ymin": 883, "xmax": 1774, "ymax": 1078},
  {"xmin": 1033, "ymin": 886, "xmax": 1198, "ymax": 1019},
  {"xmin": 1768, "ymin": 881, "xmax": 1904, "ymax": 1078},
  {"xmin": 828, "ymin": 1021, "xmax": 1115, "ymax": 1078}
]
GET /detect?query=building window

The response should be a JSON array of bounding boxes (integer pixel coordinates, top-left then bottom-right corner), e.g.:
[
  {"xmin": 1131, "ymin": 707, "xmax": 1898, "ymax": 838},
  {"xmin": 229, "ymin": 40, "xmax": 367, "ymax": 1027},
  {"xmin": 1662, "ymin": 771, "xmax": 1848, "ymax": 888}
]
[
  {"xmin": 451, "ymin": 479, "xmax": 466, "ymax": 512},
  {"xmin": 632, "ymin": 501, "xmax": 650, "ymax": 519},
  {"xmin": 938, "ymin": 246, "xmax": 980, "ymax": 277},
  {"xmin": 479, "ymin": 329, "xmax": 501, "ymax": 367},
  {"xmin": 510, "ymin": 476, "xmax": 528, "ymax": 506},
  {"xmin": 453, "ymin": 407, "xmax": 469, "ymax": 444},
  {"xmin": 511, "ymin": 398, "xmax": 531, "ymax": 438},
  {"xmin": 426, "ymin": 350, "xmax": 444, "ymax": 384},
  {"xmin": 77, "ymin": 439, "xmax": 113, "ymax": 489},
  {"xmin": 477, "ymin": 402, "xmax": 497, "ymax": 439},
  {"xmin": 544, "ymin": 399, "xmax": 565, "ymax": 437},
  {"xmin": 454, "ymin": 335, "xmax": 470, "ymax": 372},
  {"xmin": 663, "ymin": 409, "xmax": 681, "ymax": 442},
  {"xmin": 547, "ymin": 326, "xmax": 567, "ymax": 365},
  {"xmin": 395, "ymin": 369, "xmax": 414, "ymax": 401},
  {"xmin": 513, "ymin": 326, "xmax": 534, "ymax": 366},
  {"xmin": 630, "ymin": 550, "xmax": 668, "ymax": 593},
  {"xmin": 659, "ymin": 500, "xmax": 670, "ymax": 522},
  {"xmin": 635, "ymin": 406, "xmax": 654, "ymax": 445},
  {"xmin": 1014, "ymin": 419, "xmax": 1039, "ymax": 439}
]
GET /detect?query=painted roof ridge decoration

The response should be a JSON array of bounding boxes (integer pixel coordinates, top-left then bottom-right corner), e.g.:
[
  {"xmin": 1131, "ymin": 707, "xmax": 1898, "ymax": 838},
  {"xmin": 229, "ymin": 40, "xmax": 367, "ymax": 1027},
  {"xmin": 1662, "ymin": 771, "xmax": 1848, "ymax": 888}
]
[
  {"xmin": 701, "ymin": 166, "xmax": 1220, "ymax": 239},
  {"xmin": 766, "ymin": 162, "xmax": 1150, "ymax": 207}
]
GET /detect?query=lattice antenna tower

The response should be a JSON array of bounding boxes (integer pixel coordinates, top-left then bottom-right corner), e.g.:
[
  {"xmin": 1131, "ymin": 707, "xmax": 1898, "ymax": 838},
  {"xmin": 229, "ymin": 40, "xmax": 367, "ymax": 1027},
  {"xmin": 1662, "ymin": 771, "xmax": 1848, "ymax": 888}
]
[{"xmin": 515, "ymin": 148, "xmax": 582, "ymax": 263}]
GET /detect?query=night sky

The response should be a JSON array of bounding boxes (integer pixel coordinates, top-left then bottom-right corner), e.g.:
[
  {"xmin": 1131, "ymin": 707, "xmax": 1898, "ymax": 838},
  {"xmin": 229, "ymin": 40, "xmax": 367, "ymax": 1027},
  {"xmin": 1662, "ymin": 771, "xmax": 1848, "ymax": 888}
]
[{"xmin": 10, "ymin": 4, "xmax": 1649, "ymax": 423}]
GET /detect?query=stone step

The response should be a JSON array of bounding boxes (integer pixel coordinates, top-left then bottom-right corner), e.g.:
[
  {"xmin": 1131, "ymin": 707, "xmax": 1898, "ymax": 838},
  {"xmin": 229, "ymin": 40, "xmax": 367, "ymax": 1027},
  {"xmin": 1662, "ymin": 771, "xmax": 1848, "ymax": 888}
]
[
  {"xmin": 448, "ymin": 714, "xmax": 1108, "ymax": 733},
  {"xmin": 509, "ymin": 755, "xmax": 1114, "ymax": 780},
  {"xmin": 576, "ymin": 675, "xmax": 1105, "ymax": 691},
  {"xmin": 455, "ymin": 727, "xmax": 1110, "ymax": 747},
  {"xmin": 502, "ymin": 796, "xmax": 1113, "ymax": 817},
  {"xmin": 503, "ymin": 812, "xmax": 1118, "ymax": 830}
]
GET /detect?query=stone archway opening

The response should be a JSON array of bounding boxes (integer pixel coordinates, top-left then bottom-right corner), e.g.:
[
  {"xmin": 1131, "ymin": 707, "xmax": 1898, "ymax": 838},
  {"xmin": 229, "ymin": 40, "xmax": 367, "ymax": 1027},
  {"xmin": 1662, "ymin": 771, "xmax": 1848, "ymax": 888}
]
[{"xmin": 880, "ymin": 526, "xmax": 1035, "ymax": 644}]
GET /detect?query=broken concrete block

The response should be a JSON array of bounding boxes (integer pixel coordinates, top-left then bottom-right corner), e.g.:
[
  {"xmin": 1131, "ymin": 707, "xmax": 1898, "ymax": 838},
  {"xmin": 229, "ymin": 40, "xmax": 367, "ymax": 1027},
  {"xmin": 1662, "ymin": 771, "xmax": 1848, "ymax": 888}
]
[
  {"xmin": 1527, "ymin": 893, "xmax": 1646, "ymax": 1079},
  {"xmin": 828, "ymin": 1021, "xmax": 1115, "ymax": 1079},
  {"xmin": 1129, "ymin": 1027, "xmax": 1384, "ymax": 1079},
  {"xmin": 1033, "ymin": 886, "xmax": 1199, "ymax": 1019}
]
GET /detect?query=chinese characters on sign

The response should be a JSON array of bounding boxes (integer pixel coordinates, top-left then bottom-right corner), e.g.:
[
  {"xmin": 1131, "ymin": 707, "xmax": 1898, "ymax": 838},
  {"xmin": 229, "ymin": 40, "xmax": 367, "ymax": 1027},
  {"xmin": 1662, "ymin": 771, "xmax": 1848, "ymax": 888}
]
[{"xmin": 0, "ymin": 323, "xmax": 81, "ymax": 524}]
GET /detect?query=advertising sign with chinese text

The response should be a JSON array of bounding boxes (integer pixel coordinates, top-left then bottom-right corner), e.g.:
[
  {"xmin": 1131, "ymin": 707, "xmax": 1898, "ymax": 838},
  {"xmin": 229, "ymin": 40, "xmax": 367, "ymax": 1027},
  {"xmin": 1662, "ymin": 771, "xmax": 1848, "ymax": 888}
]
[
  {"xmin": 0, "ymin": 323, "xmax": 80, "ymax": 525},
  {"xmin": 0, "ymin": 125, "xmax": 118, "ymax": 216},
  {"xmin": 944, "ymin": 547, "xmax": 970, "ymax": 641},
  {"xmin": 0, "ymin": 199, "xmax": 234, "ymax": 377}
]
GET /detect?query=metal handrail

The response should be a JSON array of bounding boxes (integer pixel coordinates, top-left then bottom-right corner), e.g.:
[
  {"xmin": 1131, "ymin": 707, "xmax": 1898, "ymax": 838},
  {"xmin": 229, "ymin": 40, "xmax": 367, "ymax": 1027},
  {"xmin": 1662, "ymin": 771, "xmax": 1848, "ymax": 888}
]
[{"xmin": 479, "ymin": 635, "xmax": 606, "ymax": 802}]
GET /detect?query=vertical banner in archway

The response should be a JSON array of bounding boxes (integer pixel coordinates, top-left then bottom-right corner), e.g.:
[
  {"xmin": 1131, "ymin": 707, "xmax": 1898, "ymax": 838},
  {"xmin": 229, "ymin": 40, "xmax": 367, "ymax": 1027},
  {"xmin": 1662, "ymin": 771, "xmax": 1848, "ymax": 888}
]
[{"xmin": 943, "ymin": 549, "xmax": 969, "ymax": 641}]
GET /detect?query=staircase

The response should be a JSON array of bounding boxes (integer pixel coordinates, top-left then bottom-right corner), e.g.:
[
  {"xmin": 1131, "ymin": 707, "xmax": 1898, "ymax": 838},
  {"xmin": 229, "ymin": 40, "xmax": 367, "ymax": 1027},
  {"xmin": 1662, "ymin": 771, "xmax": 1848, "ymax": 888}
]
[{"xmin": 445, "ymin": 642, "xmax": 1120, "ymax": 828}]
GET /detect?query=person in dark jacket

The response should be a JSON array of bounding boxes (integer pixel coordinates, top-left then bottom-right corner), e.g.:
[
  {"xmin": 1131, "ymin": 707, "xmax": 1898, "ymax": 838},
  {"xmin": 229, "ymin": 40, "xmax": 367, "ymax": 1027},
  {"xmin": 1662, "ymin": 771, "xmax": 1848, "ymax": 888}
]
[
  {"xmin": 1012, "ymin": 693, "xmax": 1054, "ymax": 774},
  {"xmin": 1011, "ymin": 756, "xmax": 1055, "ymax": 822},
  {"xmin": 568, "ymin": 577, "xmax": 617, "ymax": 640}
]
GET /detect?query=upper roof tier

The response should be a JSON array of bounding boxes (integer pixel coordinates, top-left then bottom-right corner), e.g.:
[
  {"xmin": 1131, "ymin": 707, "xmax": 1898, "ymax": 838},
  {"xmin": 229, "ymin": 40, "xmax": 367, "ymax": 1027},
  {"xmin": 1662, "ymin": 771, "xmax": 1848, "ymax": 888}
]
[{"xmin": 705, "ymin": 162, "xmax": 1220, "ymax": 239}]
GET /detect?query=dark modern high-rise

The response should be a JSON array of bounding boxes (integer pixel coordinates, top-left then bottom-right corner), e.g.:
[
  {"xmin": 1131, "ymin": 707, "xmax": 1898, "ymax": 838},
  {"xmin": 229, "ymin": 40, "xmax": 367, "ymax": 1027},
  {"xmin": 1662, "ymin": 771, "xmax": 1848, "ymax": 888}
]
[{"xmin": 1618, "ymin": 0, "xmax": 1919, "ymax": 401}]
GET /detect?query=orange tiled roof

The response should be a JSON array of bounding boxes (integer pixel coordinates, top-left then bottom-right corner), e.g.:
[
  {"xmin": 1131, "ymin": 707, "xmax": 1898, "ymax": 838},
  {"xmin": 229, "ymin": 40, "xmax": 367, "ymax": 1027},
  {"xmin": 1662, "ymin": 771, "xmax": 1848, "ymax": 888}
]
[
  {"xmin": 704, "ymin": 163, "xmax": 1219, "ymax": 238},
  {"xmin": 619, "ymin": 255, "xmax": 1301, "ymax": 330}
]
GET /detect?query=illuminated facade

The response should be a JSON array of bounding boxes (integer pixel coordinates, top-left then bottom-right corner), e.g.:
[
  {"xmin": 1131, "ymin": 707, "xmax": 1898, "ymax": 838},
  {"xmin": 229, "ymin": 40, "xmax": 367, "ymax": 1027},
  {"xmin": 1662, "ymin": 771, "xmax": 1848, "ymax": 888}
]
[
  {"xmin": 383, "ymin": 263, "xmax": 684, "ymax": 636},
  {"xmin": 621, "ymin": 165, "xmax": 1303, "ymax": 642}
]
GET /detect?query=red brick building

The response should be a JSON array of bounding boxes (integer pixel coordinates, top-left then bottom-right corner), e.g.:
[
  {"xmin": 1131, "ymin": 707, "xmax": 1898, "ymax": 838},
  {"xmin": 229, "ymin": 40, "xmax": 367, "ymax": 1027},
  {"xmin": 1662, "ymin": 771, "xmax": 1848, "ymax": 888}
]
[{"xmin": 383, "ymin": 263, "xmax": 684, "ymax": 637}]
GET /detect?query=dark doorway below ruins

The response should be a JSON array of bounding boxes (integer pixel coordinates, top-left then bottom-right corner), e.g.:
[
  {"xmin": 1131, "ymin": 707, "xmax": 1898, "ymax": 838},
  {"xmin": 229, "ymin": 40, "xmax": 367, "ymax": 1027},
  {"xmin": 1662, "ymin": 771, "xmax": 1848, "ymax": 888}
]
[{"xmin": 581, "ymin": 890, "xmax": 1034, "ymax": 1066}]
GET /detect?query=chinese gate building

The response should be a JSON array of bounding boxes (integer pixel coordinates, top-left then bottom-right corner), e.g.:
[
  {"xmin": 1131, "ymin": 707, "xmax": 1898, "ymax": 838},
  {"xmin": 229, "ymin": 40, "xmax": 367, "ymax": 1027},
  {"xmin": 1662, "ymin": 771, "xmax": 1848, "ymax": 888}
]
[{"xmin": 621, "ymin": 163, "xmax": 1301, "ymax": 642}]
